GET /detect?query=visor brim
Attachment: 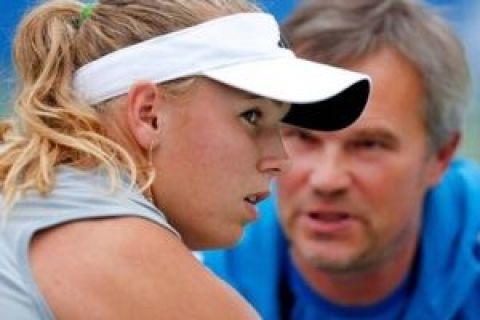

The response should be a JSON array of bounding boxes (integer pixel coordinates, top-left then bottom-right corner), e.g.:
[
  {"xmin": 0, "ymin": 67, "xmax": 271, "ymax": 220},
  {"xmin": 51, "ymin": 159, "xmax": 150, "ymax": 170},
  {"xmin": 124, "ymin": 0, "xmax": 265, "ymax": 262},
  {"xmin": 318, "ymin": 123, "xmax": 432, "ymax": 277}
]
[{"xmin": 203, "ymin": 57, "xmax": 370, "ymax": 131}]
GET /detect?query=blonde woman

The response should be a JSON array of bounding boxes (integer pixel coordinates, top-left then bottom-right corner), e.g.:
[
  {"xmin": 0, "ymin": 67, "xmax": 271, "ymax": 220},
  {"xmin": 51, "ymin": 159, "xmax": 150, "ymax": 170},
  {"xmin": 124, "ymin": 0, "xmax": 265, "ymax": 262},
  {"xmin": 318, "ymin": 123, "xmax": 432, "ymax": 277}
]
[{"xmin": 0, "ymin": 0, "xmax": 369, "ymax": 319}]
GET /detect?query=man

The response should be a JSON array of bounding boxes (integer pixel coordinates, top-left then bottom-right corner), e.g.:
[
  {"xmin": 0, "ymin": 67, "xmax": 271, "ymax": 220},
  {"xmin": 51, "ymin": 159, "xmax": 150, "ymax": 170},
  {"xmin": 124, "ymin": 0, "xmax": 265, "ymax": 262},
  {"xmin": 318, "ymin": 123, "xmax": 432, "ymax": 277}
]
[{"xmin": 203, "ymin": 0, "xmax": 480, "ymax": 319}]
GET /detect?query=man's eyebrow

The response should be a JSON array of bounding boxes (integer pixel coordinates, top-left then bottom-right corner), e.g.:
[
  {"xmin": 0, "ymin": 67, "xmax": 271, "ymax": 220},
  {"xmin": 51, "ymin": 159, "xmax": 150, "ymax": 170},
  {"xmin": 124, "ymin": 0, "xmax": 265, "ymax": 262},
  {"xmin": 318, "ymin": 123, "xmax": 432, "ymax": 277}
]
[{"xmin": 351, "ymin": 128, "xmax": 398, "ymax": 141}]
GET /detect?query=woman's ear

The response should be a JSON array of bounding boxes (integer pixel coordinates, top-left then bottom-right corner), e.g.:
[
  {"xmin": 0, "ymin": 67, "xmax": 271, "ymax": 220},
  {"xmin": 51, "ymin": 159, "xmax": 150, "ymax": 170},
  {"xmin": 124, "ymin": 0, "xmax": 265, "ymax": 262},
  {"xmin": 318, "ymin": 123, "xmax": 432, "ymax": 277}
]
[{"xmin": 126, "ymin": 82, "xmax": 164, "ymax": 150}]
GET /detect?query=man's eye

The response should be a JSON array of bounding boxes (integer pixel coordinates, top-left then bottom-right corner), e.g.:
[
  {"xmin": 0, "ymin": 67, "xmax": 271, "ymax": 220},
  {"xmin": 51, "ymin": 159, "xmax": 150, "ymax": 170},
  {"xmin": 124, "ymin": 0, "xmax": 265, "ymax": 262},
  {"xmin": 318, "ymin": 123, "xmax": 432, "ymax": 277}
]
[
  {"xmin": 285, "ymin": 128, "xmax": 315, "ymax": 143},
  {"xmin": 241, "ymin": 109, "xmax": 262, "ymax": 125},
  {"xmin": 297, "ymin": 130, "xmax": 315, "ymax": 142},
  {"xmin": 353, "ymin": 139, "xmax": 386, "ymax": 150}
]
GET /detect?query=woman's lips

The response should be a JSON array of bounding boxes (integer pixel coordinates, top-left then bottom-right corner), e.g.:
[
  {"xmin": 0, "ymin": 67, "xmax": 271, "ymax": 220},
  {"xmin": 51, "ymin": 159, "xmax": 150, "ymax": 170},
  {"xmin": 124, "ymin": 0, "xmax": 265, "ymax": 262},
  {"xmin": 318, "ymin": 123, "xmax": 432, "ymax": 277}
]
[
  {"xmin": 244, "ymin": 191, "xmax": 270, "ymax": 205},
  {"xmin": 243, "ymin": 191, "xmax": 270, "ymax": 221}
]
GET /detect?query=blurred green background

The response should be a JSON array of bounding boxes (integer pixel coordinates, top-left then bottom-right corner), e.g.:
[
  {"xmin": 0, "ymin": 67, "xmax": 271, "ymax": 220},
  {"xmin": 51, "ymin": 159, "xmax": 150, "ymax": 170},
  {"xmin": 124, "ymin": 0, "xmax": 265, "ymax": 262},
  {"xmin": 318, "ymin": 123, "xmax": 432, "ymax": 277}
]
[{"xmin": 0, "ymin": 0, "xmax": 478, "ymax": 161}]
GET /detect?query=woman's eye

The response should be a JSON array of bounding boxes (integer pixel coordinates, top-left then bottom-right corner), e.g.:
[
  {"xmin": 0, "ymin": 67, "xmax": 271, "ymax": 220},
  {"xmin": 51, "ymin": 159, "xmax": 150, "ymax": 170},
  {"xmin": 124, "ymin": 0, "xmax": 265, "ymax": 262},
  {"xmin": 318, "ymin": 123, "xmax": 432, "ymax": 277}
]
[{"xmin": 241, "ymin": 109, "xmax": 262, "ymax": 125}]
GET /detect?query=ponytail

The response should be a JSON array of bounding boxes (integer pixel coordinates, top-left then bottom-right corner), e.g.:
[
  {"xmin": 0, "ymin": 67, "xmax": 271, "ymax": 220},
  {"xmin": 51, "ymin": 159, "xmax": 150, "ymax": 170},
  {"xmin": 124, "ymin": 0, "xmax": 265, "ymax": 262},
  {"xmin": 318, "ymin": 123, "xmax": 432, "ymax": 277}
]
[{"xmin": 0, "ymin": 1, "xmax": 138, "ymax": 210}]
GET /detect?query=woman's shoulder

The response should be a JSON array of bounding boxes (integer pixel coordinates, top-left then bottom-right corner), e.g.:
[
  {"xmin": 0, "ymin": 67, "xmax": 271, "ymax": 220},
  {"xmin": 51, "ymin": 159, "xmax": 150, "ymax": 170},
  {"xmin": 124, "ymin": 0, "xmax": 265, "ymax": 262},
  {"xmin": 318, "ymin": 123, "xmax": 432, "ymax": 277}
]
[
  {"xmin": 9, "ymin": 165, "xmax": 179, "ymax": 236},
  {"xmin": 30, "ymin": 216, "xmax": 259, "ymax": 319}
]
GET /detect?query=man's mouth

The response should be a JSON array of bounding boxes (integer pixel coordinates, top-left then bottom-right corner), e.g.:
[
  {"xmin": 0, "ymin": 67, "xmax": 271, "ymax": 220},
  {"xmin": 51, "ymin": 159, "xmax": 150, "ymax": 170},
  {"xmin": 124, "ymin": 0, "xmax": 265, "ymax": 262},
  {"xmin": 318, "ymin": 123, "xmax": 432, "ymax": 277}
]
[{"xmin": 308, "ymin": 211, "xmax": 351, "ymax": 222}]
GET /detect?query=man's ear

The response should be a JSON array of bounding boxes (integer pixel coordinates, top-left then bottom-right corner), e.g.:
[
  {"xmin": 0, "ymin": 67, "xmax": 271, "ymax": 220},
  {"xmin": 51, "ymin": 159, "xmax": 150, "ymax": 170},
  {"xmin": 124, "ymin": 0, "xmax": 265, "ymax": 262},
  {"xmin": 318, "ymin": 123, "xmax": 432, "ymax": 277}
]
[
  {"xmin": 427, "ymin": 132, "xmax": 461, "ymax": 186},
  {"xmin": 126, "ymin": 82, "xmax": 164, "ymax": 150}
]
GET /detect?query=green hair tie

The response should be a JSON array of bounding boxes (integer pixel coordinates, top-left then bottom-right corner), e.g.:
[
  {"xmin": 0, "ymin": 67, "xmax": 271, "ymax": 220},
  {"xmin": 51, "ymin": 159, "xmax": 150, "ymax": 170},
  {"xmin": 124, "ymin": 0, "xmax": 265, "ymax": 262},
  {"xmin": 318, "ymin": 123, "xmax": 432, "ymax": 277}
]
[{"xmin": 79, "ymin": 3, "xmax": 96, "ymax": 25}]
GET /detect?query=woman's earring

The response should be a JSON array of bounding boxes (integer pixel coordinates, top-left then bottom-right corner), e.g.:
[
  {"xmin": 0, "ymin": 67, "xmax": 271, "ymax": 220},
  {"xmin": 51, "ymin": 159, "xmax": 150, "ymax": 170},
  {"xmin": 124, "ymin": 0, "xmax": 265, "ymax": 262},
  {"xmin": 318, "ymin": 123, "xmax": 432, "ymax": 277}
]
[
  {"xmin": 148, "ymin": 141, "xmax": 154, "ymax": 167},
  {"xmin": 145, "ymin": 140, "xmax": 156, "ymax": 204}
]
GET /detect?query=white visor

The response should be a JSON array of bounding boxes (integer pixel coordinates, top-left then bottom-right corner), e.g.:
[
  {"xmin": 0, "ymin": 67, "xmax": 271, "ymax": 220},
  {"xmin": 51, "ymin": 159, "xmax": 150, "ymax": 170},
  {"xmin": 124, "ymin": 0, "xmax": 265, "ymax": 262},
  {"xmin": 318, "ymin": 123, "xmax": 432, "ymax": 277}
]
[{"xmin": 73, "ymin": 13, "xmax": 370, "ymax": 130}]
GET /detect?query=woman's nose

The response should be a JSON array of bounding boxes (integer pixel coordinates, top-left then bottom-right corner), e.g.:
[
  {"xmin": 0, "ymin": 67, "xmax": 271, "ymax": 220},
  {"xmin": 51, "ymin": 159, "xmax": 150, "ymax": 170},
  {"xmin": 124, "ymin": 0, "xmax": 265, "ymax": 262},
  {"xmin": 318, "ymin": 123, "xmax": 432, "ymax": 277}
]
[{"xmin": 257, "ymin": 130, "xmax": 292, "ymax": 177}]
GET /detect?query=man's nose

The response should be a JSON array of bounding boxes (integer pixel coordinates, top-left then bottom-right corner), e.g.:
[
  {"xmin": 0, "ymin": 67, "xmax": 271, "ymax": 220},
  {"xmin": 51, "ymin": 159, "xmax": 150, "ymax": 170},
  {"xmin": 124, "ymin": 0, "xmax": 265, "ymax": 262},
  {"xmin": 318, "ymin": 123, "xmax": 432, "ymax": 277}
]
[{"xmin": 308, "ymin": 148, "xmax": 351, "ymax": 196}]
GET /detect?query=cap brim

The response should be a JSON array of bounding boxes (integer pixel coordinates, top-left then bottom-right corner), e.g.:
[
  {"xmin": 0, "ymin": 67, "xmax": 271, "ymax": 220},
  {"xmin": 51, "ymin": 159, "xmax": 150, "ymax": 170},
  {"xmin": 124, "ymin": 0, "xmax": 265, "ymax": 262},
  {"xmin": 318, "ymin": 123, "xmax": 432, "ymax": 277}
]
[{"xmin": 203, "ymin": 57, "xmax": 370, "ymax": 131}]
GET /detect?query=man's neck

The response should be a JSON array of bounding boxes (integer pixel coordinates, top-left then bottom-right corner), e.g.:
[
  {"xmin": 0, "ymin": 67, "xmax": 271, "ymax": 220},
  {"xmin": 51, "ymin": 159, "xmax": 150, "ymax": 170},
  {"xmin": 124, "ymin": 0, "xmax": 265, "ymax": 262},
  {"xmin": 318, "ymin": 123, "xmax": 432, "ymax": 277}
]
[{"xmin": 291, "ymin": 236, "xmax": 418, "ymax": 306}]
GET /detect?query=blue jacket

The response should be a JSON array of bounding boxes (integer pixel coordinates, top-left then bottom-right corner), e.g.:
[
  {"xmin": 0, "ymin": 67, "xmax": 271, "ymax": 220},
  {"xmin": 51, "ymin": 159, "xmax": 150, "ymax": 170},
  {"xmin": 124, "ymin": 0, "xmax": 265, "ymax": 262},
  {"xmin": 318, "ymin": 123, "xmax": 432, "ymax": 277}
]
[{"xmin": 203, "ymin": 159, "xmax": 480, "ymax": 319}]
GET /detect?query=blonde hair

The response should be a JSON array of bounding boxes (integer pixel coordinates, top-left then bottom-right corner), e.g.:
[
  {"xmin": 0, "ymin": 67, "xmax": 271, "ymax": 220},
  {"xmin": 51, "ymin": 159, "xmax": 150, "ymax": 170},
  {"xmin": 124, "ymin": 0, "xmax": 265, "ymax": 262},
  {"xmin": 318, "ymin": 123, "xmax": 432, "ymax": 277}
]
[{"xmin": 0, "ymin": 0, "xmax": 259, "ymax": 210}]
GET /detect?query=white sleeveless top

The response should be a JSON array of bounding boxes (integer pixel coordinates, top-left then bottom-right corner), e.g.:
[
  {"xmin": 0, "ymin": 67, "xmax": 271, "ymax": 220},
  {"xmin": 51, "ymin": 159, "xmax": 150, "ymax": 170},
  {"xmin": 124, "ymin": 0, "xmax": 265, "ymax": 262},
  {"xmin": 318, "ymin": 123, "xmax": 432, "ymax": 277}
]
[{"xmin": 0, "ymin": 166, "xmax": 178, "ymax": 319}]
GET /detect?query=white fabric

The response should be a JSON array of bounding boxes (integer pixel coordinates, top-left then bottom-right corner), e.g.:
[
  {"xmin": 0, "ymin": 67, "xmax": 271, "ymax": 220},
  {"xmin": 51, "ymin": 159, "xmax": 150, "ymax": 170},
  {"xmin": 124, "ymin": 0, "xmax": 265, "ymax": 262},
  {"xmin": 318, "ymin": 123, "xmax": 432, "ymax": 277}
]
[{"xmin": 73, "ymin": 12, "xmax": 369, "ymax": 106}]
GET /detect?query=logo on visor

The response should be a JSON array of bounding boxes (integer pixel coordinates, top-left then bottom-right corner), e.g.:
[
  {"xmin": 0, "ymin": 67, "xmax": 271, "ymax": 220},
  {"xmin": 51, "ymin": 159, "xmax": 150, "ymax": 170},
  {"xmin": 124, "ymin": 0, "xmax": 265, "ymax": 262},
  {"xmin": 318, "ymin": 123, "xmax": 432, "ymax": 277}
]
[{"xmin": 278, "ymin": 33, "xmax": 290, "ymax": 49}]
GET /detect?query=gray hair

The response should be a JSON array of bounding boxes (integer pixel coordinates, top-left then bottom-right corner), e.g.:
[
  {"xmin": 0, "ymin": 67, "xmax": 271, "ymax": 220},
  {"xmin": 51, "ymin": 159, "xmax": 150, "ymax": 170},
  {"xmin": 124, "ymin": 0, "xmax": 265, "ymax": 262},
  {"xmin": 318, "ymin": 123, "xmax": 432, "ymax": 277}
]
[{"xmin": 283, "ymin": 0, "xmax": 471, "ymax": 151}]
